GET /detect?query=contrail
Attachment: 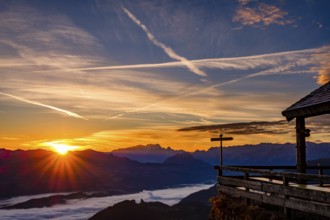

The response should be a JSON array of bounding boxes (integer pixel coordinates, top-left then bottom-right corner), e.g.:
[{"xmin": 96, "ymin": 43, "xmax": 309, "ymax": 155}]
[
  {"xmin": 122, "ymin": 7, "xmax": 207, "ymax": 77},
  {"xmin": 68, "ymin": 46, "xmax": 323, "ymax": 72},
  {"xmin": 0, "ymin": 92, "xmax": 88, "ymax": 120},
  {"xmin": 173, "ymin": 64, "xmax": 312, "ymax": 99},
  {"xmin": 108, "ymin": 64, "xmax": 310, "ymax": 120},
  {"xmin": 73, "ymin": 61, "xmax": 179, "ymax": 71}
]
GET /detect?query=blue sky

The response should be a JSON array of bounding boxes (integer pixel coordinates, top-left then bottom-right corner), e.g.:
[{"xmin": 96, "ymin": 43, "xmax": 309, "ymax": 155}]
[{"xmin": 0, "ymin": 0, "xmax": 329, "ymax": 151}]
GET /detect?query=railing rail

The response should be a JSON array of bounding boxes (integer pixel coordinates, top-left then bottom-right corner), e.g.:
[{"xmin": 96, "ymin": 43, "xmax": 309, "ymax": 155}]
[
  {"xmin": 215, "ymin": 165, "xmax": 330, "ymax": 218},
  {"xmin": 215, "ymin": 165, "xmax": 330, "ymax": 181}
]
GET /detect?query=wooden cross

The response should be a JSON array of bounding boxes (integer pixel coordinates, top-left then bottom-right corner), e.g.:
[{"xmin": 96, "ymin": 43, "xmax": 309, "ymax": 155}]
[{"xmin": 211, "ymin": 134, "xmax": 233, "ymax": 167}]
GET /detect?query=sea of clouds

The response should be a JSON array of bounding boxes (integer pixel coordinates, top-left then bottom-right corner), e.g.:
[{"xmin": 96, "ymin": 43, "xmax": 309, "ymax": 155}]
[{"xmin": 0, "ymin": 183, "xmax": 214, "ymax": 220}]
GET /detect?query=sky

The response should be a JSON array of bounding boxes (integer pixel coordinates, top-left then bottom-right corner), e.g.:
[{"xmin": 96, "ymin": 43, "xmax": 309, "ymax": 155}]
[{"xmin": 0, "ymin": 0, "xmax": 329, "ymax": 152}]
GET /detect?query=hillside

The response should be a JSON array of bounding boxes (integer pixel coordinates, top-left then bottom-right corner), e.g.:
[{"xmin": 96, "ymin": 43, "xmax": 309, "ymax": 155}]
[
  {"xmin": 89, "ymin": 185, "xmax": 216, "ymax": 220},
  {"xmin": 0, "ymin": 149, "xmax": 214, "ymax": 198}
]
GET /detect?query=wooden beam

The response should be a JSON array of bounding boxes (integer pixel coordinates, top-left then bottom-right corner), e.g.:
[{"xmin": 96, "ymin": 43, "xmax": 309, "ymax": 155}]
[
  {"xmin": 215, "ymin": 165, "xmax": 330, "ymax": 170},
  {"xmin": 211, "ymin": 137, "xmax": 233, "ymax": 141},
  {"xmin": 296, "ymin": 117, "xmax": 307, "ymax": 174},
  {"xmin": 219, "ymin": 166, "xmax": 330, "ymax": 181},
  {"xmin": 210, "ymin": 134, "xmax": 233, "ymax": 173}
]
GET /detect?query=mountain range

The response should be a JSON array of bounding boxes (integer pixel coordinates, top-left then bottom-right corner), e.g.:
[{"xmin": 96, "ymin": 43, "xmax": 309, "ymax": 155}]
[
  {"xmin": 1, "ymin": 142, "xmax": 329, "ymax": 198},
  {"xmin": 113, "ymin": 142, "xmax": 330, "ymax": 166},
  {"xmin": 0, "ymin": 149, "xmax": 214, "ymax": 198}
]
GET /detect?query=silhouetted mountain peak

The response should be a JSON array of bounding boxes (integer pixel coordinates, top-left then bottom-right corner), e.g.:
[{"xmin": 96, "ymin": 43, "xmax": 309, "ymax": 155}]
[
  {"xmin": 112, "ymin": 144, "xmax": 183, "ymax": 163},
  {"xmin": 113, "ymin": 144, "xmax": 166, "ymax": 152},
  {"xmin": 163, "ymin": 153, "xmax": 210, "ymax": 168},
  {"xmin": 146, "ymin": 144, "xmax": 162, "ymax": 150}
]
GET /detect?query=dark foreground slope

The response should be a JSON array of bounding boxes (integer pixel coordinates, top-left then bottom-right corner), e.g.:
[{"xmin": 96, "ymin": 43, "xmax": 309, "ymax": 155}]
[
  {"xmin": 89, "ymin": 185, "xmax": 216, "ymax": 220},
  {"xmin": 89, "ymin": 200, "xmax": 209, "ymax": 220},
  {"xmin": 0, "ymin": 149, "xmax": 214, "ymax": 198}
]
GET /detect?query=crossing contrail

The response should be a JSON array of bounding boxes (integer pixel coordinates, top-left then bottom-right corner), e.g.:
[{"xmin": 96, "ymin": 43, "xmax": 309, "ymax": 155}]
[
  {"xmin": 0, "ymin": 92, "xmax": 88, "ymax": 120},
  {"xmin": 122, "ymin": 7, "xmax": 207, "ymax": 77}
]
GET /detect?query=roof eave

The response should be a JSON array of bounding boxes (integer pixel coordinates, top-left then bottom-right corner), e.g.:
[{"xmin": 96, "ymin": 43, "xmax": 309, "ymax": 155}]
[{"xmin": 282, "ymin": 102, "xmax": 330, "ymax": 121}]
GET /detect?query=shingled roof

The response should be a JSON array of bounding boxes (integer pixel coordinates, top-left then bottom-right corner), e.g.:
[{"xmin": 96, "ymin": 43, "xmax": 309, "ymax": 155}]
[{"xmin": 282, "ymin": 81, "xmax": 330, "ymax": 121}]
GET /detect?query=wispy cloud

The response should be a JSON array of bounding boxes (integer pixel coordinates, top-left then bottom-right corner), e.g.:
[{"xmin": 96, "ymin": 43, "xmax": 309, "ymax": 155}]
[
  {"xmin": 238, "ymin": 0, "xmax": 250, "ymax": 6},
  {"xmin": 168, "ymin": 46, "xmax": 330, "ymax": 101},
  {"xmin": 310, "ymin": 52, "xmax": 330, "ymax": 85},
  {"xmin": 178, "ymin": 120, "xmax": 290, "ymax": 135},
  {"xmin": 0, "ymin": 92, "xmax": 87, "ymax": 120},
  {"xmin": 233, "ymin": 2, "xmax": 293, "ymax": 27},
  {"xmin": 76, "ymin": 47, "xmax": 327, "ymax": 122},
  {"xmin": 122, "ymin": 7, "xmax": 207, "ymax": 77},
  {"xmin": 0, "ymin": 5, "xmax": 103, "ymax": 72},
  {"xmin": 2, "ymin": 43, "xmax": 327, "ymax": 124},
  {"xmin": 86, "ymin": 46, "xmax": 329, "ymax": 121}
]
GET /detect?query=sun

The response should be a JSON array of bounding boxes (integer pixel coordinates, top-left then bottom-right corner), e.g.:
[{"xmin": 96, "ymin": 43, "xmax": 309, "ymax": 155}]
[{"xmin": 48, "ymin": 142, "xmax": 77, "ymax": 155}]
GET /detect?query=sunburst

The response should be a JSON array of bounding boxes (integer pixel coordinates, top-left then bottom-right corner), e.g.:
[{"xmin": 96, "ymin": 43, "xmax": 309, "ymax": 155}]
[{"xmin": 48, "ymin": 142, "xmax": 77, "ymax": 155}]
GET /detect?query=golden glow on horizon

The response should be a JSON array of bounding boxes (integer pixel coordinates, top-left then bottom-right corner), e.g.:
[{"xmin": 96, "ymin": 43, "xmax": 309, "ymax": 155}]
[{"xmin": 30, "ymin": 126, "xmax": 297, "ymax": 152}]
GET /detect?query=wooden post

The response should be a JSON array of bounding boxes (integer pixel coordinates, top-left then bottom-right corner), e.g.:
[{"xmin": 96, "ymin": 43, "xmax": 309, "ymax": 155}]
[
  {"xmin": 211, "ymin": 134, "xmax": 233, "ymax": 176},
  {"xmin": 244, "ymin": 172, "xmax": 250, "ymax": 205},
  {"xmin": 283, "ymin": 176, "xmax": 290, "ymax": 218},
  {"xmin": 296, "ymin": 117, "xmax": 307, "ymax": 174},
  {"xmin": 318, "ymin": 162, "xmax": 324, "ymax": 187},
  {"xmin": 269, "ymin": 168, "xmax": 273, "ymax": 182}
]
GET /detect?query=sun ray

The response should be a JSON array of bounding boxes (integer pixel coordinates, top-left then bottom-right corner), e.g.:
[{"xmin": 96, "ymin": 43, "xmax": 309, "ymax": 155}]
[{"xmin": 44, "ymin": 142, "xmax": 79, "ymax": 155}]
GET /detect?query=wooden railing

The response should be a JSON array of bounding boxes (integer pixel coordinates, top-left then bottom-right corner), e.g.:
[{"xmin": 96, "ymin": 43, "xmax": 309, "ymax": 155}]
[{"xmin": 214, "ymin": 165, "xmax": 330, "ymax": 218}]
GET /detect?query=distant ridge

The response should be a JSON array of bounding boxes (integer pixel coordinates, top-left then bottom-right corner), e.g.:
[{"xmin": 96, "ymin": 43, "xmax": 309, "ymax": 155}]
[
  {"xmin": 192, "ymin": 142, "xmax": 330, "ymax": 166},
  {"xmin": 112, "ymin": 144, "xmax": 184, "ymax": 163},
  {"xmin": 111, "ymin": 142, "xmax": 330, "ymax": 166},
  {"xmin": 163, "ymin": 153, "xmax": 209, "ymax": 168}
]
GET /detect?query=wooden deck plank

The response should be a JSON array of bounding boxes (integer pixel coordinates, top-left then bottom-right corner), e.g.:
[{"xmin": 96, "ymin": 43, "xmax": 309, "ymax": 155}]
[
  {"xmin": 251, "ymin": 177, "xmax": 330, "ymax": 193},
  {"xmin": 218, "ymin": 176, "xmax": 330, "ymax": 203}
]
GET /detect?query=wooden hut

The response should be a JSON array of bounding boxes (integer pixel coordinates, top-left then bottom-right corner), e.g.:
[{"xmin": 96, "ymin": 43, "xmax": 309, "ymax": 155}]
[
  {"xmin": 282, "ymin": 81, "xmax": 330, "ymax": 173},
  {"xmin": 214, "ymin": 81, "xmax": 330, "ymax": 218}
]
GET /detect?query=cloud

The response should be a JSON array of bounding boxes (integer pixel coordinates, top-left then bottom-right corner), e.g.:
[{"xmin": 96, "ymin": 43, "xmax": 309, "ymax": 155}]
[
  {"xmin": 169, "ymin": 46, "xmax": 330, "ymax": 101},
  {"xmin": 306, "ymin": 115, "xmax": 330, "ymax": 134},
  {"xmin": 310, "ymin": 52, "xmax": 330, "ymax": 85},
  {"xmin": 233, "ymin": 2, "xmax": 293, "ymax": 27},
  {"xmin": 0, "ymin": 5, "xmax": 103, "ymax": 73},
  {"xmin": 178, "ymin": 120, "xmax": 290, "ymax": 135},
  {"xmin": 1, "ymin": 41, "xmax": 328, "ymax": 124},
  {"xmin": 70, "ymin": 46, "xmax": 329, "ymax": 121},
  {"xmin": 177, "ymin": 116, "xmax": 330, "ymax": 144},
  {"xmin": 0, "ymin": 92, "xmax": 88, "ymax": 120},
  {"xmin": 317, "ymin": 69, "xmax": 330, "ymax": 85},
  {"xmin": 238, "ymin": 0, "xmax": 250, "ymax": 6},
  {"xmin": 122, "ymin": 7, "xmax": 207, "ymax": 77}
]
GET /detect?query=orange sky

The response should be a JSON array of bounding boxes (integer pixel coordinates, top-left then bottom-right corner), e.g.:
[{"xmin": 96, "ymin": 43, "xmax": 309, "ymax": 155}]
[{"xmin": 0, "ymin": 0, "xmax": 329, "ymax": 152}]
